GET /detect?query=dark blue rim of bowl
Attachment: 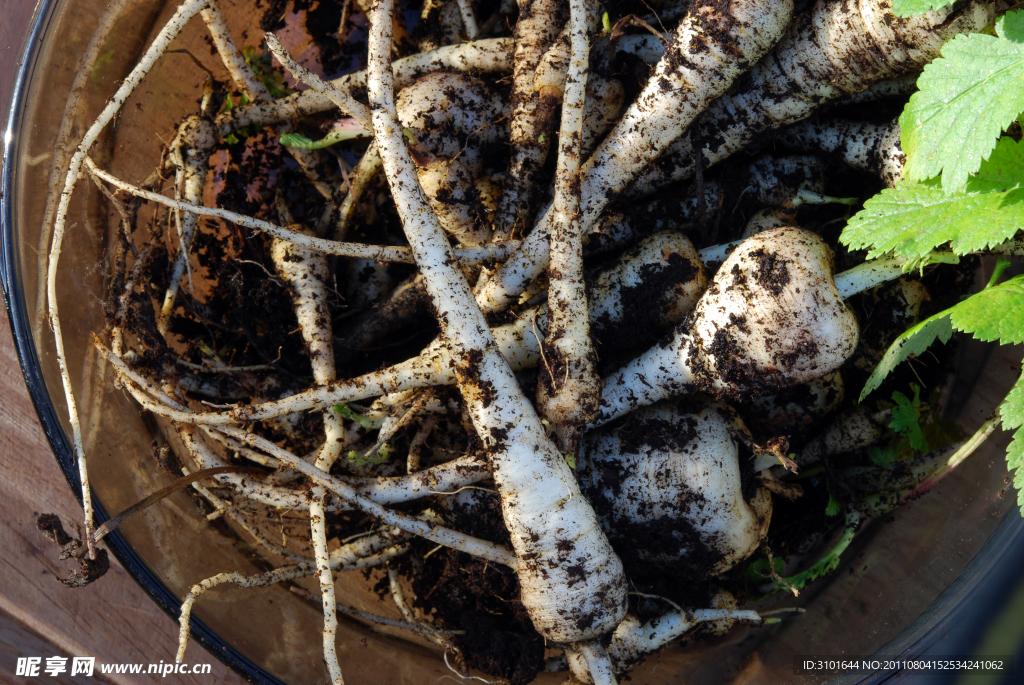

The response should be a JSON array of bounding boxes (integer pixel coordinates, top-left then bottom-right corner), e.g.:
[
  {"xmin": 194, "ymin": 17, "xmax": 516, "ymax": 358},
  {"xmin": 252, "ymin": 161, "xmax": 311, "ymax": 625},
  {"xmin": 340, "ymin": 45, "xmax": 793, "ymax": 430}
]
[
  {"xmin": 5, "ymin": 2, "xmax": 1024, "ymax": 684},
  {"xmin": 0, "ymin": 1, "xmax": 287, "ymax": 682}
]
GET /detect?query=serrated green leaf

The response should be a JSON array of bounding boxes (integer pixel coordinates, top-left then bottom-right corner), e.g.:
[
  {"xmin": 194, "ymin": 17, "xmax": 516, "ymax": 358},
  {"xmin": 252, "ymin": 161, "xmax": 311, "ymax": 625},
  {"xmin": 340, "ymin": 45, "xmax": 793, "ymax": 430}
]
[
  {"xmin": 860, "ymin": 312, "xmax": 954, "ymax": 400},
  {"xmin": 890, "ymin": 386, "xmax": 927, "ymax": 452},
  {"xmin": 869, "ymin": 444, "xmax": 897, "ymax": 467},
  {"xmin": 892, "ymin": 0, "xmax": 953, "ymax": 17},
  {"xmin": 966, "ymin": 137, "xmax": 1024, "ymax": 192},
  {"xmin": 1000, "ymin": 375, "xmax": 1024, "ymax": 430},
  {"xmin": 901, "ymin": 11, "xmax": 1024, "ymax": 192},
  {"xmin": 840, "ymin": 182, "xmax": 1024, "ymax": 262},
  {"xmin": 948, "ymin": 275, "xmax": 1024, "ymax": 344},
  {"xmin": 279, "ymin": 128, "xmax": 367, "ymax": 150},
  {"xmin": 1006, "ymin": 427, "xmax": 1024, "ymax": 516}
]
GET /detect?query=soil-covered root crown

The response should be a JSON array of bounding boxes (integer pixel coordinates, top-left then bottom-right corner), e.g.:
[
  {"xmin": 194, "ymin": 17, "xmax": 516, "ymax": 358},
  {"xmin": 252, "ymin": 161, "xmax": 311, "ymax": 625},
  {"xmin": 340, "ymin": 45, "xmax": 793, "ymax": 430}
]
[
  {"xmin": 581, "ymin": 400, "xmax": 771, "ymax": 577},
  {"xmin": 684, "ymin": 226, "xmax": 860, "ymax": 399}
]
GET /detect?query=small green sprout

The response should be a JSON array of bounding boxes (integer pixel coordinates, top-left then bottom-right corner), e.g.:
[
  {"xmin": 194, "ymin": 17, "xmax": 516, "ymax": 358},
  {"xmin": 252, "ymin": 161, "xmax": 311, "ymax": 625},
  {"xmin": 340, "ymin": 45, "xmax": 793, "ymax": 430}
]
[
  {"xmin": 824, "ymin": 493, "xmax": 841, "ymax": 517},
  {"xmin": 333, "ymin": 404, "xmax": 374, "ymax": 428}
]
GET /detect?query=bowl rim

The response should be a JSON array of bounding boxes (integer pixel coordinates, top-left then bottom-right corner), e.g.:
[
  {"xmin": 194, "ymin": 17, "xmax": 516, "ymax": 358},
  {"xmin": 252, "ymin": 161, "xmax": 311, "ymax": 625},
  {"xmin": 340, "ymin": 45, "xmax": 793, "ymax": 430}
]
[
  {"xmin": 0, "ymin": 0, "xmax": 285, "ymax": 681},
  {"xmin": 3, "ymin": 1, "xmax": 1024, "ymax": 683}
]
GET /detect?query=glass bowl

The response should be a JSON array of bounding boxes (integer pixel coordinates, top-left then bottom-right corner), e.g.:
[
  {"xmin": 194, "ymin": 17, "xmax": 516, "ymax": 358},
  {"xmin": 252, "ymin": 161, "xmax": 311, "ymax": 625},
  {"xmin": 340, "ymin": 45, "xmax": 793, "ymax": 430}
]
[{"xmin": 3, "ymin": 0, "xmax": 1023, "ymax": 682}]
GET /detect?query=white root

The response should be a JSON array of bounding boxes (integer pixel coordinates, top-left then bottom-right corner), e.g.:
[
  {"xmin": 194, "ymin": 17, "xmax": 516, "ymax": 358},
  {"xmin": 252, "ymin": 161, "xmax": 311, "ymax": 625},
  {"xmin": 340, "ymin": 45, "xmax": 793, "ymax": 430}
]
[
  {"xmin": 595, "ymin": 227, "xmax": 860, "ymax": 426},
  {"xmin": 367, "ymin": 0, "xmax": 627, "ymax": 649},
  {"xmin": 475, "ymin": 0, "xmax": 794, "ymax": 314},
  {"xmin": 265, "ymin": 33, "xmax": 372, "ymax": 127},
  {"xmin": 628, "ymin": 0, "xmax": 993, "ymax": 197},
  {"xmin": 566, "ymin": 641, "xmax": 618, "ymax": 685},
  {"xmin": 493, "ymin": 0, "xmax": 567, "ymax": 237},
  {"xmin": 193, "ymin": 417, "xmax": 491, "ymax": 511},
  {"xmin": 581, "ymin": 401, "xmax": 772, "ymax": 573},
  {"xmin": 580, "ymin": 74, "xmax": 626, "ymax": 156},
  {"xmin": 606, "ymin": 609, "xmax": 761, "ymax": 674},
  {"xmin": 586, "ymin": 180, "xmax": 723, "ymax": 257},
  {"xmin": 839, "ymin": 74, "xmax": 918, "ymax": 104},
  {"xmin": 127, "ymin": 232, "xmax": 704, "ymax": 426},
  {"xmin": 777, "ymin": 117, "xmax": 905, "ymax": 188},
  {"xmin": 834, "ymin": 257, "xmax": 907, "ymax": 299},
  {"xmin": 396, "ymin": 71, "xmax": 507, "ymax": 245},
  {"xmin": 538, "ymin": 0, "xmax": 599, "ymax": 433},
  {"xmin": 457, "ymin": 1, "xmax": 990, "ymax": 321},
  {"xmin": 386, "ymin": 567, "xmax": 457, "ymax": 651},
  {"xmin": 217, "ymin": 38, "xmax": 514, "ymax": 136},
  {"xmin": 532, "ymin": 0, "xmax": 601, "ymax": 99},
  {"xmin": 34, "ymin": 0, "xmax": 133, "ymax": 342},
  {"xmin": 456, "ymin": 0, "xmax": 480, "ymax": 39},
  {"xmin": 46, "ymin": 0, "xmax": 982, "ymax": 678},
  {"xmin": 333, "ymin": 143, "xmax": 382, "ymax": 242},
  {"xmin": 84, "ymin": 159, "xmax": 522, "ymax": 264},
  {"xmin": 176, "ymin": 534, "xmax": 407, "ymax": 662},
  {"xmin": 743, "ymin": 155, "xmax": 828, "ymax": 207},
  {"xmin": 185, "ymin": 475, "xmax": 313, "ymax": 563},
  {"xmin": 47, "ymin": 0, "xmax": 213, "ymax": 559},
  {"xmin": 98, "ymin": 346, "xmax": 519, "ymax": 566},
  {"xmin": 558, "ymin": 607, "xmax": 763, "ymax": 682},
  {"xmin": 786, "ymin": 406, "xmax": 887, "ymax": 470},
  {"xmin": 271, "ymin": 227, "xmax": 346, "ymax": 684}
]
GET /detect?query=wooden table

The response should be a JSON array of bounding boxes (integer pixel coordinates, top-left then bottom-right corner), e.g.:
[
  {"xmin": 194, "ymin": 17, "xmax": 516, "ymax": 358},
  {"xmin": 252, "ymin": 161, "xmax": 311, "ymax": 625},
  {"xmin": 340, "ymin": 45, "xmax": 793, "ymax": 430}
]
[
  {"xmin": 0, "ymin": 3, "xmax": 247, "ymax": 683},
  {"xmin": 0, "ymin": 305, "xmax": 254, "ymax": 685}
]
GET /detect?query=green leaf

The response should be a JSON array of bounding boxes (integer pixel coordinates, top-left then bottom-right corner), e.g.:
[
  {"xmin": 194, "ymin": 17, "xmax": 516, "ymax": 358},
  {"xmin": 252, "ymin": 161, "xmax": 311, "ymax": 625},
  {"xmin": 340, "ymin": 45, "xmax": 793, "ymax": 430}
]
[
  {"xmin": 279, "ymin": 128, "xmax": 367, "ymax": 149},
  {"xmin": 947, "ymin": 275, "xmax": 1024, "ymax": 344},
  {"xmin": 965, "ymin": 137, "xmax": 1024, "ymax": 192},
  {"xmin": 839, "ymin": 181, "xmax": 1024, "ymax": 262},
  {"xmin": 986, "ymin": 258, "xmax": 1013, "ymax": 288},
  {"xmin": 892, "ymin": 0, "xmax": 953, "ymax": 17},
  {"xmin": 890, "ymin": 385, "xmax": 927, "ymax": 452},
  {"xmin": 901, "ymin": 11, "xmax": 1024, "ymax": 192},
  {"xmin": 861, "ymin": 276, "xmax": 1024, "ymax": 401},
  {"xmin": 868, "ymin": 444, "xmax": 898, "ymax": 467},
  {"xmin": 564, "ymin": 453, "xmax": 577, "ymax": 469},
  {"xmin": 860, "ymin": 312, "xmax": 954, "ymax": 400},
  {"xmin": 1006, "ymin": 427, "xmax": 1024, "ymax": 516},
  {"xmin": 1000, "ymin": 375, "xmax": 1024, "ymax": 430},
  {"xmin": 333, "ymin": 404, "xmax": 374, "ymax": 428},
  {"xmin": 825, "ymin": 493, "xmax": 841, "ymax": 517},
  {"xmin": 783, "ymin": 513, "xmax": 859, "ymax": 591}
]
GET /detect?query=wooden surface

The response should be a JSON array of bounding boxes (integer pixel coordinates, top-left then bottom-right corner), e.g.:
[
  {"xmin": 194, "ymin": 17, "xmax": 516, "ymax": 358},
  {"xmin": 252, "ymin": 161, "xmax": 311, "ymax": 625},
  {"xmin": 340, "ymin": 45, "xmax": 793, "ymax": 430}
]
[
  {"xmin": 0, "ymin": 316, "xmax": 252, "ymax": 685},
  {"xmin": 0, "ymin": 3, "xmax": 248, "ymax": 682}
]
